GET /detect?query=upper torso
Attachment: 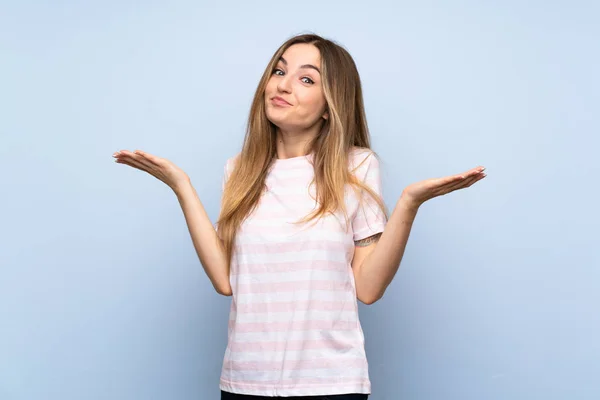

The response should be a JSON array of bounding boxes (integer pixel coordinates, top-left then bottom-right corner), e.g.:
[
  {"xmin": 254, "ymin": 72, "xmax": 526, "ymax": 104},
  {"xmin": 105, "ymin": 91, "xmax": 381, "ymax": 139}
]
[{"xmin": 218, "ymin": 147, "xmax": 386, "ymax": 397}]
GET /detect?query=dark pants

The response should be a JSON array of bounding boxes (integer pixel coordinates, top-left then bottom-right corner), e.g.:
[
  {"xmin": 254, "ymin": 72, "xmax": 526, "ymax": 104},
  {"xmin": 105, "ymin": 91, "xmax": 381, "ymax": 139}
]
[{"xmin": 221, "ymin": 390, "xmax": 368, "ymax": 400}]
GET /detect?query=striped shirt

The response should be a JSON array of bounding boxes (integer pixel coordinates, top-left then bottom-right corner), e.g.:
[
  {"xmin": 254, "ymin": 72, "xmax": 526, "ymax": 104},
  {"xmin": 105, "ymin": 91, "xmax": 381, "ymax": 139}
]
[{"xmin": 217, "ymin": 147, "xmax": 387, "ymax": 397}]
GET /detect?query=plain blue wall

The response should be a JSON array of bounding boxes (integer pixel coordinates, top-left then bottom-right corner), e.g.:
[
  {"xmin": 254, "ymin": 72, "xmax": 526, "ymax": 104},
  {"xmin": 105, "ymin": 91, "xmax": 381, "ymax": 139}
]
[{"xmin": 1, "ymin": 1, "xmax": 598, "ymax": 399}]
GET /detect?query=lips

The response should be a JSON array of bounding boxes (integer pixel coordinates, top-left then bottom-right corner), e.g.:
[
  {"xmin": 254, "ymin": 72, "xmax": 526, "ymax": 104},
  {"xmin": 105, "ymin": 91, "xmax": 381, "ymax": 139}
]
[{"xmin": 272, "ymin": 96, "xmax": 292, "ymax": 106}]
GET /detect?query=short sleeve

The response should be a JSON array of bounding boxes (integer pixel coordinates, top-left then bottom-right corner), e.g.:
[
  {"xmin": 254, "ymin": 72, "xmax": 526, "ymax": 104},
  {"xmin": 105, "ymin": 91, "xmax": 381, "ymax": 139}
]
[
  {"xmin": 351, "ymin": 150, "xmax": 387, "ymax": 242},
  {"xmin": 221, "ymin": 159, "xmax": 232, "ymax": 192},
  {"xmin": 215, "ymin": 155, "xmax": 237, "ymax": 237},
  {"xmin": 220, "ymin": 154, "xmax": 239, "ymax": 192}
]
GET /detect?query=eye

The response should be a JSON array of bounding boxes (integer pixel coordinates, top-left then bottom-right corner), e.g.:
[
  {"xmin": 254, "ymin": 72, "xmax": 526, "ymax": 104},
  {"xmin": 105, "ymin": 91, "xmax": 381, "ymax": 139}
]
[{"xmin": 272, "ymin": 68, "xmax": 314, "ymax": 85}]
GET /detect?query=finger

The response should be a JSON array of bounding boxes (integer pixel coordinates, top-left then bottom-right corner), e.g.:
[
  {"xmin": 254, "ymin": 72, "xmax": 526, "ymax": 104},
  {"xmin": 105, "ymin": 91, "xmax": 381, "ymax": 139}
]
[
  {"xmin": 433, "ymin": 172, "xmax": 482, "ymax": 195},
  {"xmin": 465, "ymin": 172, "xmax": 486, "ymax": 187},
  {"xmin": 433, "ymin": 173, "xmax": 471, "ymax": 189},
  {"xmin": 461, "ymin": 166, "xmax": 486, "ymax": 179},
  {"xmin": 115, "ymin": 158, "xmax": 147, "ymax": 174},
  {"xmin": 118, "ymin": 150, "xmax": 155, "ymax": 170},
  {"xmin": 115, "ymin": 158, "xmax": 159, "ymax": 179},
  {"xmin": 438, "ymin": 166, "xmax": 485, "ymax": 186},
  {"xmin": 425, "ymin": 176, "xmax": 456, "ymax": 193},
  {"xmin": 439, "ymin": 171, "xmax": 485, "ymax": 194},
  {"xmin": 133, "ymin": 150, "xmax": 162, "ymax": 165}
]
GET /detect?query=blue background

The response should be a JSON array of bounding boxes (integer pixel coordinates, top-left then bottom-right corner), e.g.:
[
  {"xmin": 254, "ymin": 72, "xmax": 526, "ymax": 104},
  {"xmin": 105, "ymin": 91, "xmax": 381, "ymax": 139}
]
[{"xmin": 1, "ymin": 1, "xmax": 598, "ymax": 399}]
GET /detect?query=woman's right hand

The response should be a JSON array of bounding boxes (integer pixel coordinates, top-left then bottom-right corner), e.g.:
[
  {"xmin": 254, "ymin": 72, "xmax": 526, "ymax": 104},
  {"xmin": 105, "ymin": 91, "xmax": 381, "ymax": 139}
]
[
  {"xmin": 113, "ymin": 149, "xmax": 190, "ymax": 192},
  {"xmin": 114, "ymin": 149, "xmax": 231, "ymax": 295}
]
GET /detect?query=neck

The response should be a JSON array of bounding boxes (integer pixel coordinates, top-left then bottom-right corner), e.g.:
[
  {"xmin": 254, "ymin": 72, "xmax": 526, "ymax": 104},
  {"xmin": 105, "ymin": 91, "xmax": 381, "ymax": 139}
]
[{"xmin": 275, "ymin": 120, "xmax": 325, "ymax": 159}]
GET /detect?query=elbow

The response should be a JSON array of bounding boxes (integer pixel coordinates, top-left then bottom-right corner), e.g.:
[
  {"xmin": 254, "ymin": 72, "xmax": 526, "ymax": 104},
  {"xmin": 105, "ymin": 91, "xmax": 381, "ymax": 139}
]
[
  {"xmin": 359, "ymin": 292, "xmax": 384, "ymax": 305},
  {"xmin": 216, "ymin": 287, "xmax": 233, "ymax": 296},
  {"xmin": 360, "ymin": 297, "xmax": 379, "ymax": 305},
  {"xmin": 215, "ymin": 282, "xmax": 233, "ymax": 297}
]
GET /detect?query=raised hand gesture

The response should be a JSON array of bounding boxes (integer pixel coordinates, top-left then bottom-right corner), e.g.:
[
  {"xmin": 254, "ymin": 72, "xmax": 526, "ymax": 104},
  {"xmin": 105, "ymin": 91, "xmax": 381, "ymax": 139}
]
[
  {"xmin": 401, "ymin": 166, "xmax": 486, "ymax": 208},
  {"xmin": 113, "ymin": 150, "xmax": 190, "ymax": 192}
]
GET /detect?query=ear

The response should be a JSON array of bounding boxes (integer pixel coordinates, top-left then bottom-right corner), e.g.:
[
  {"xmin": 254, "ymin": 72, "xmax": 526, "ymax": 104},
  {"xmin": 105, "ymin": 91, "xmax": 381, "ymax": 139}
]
[{"xmin": 322, "ymin": 110, "xmax": 329, "ymax": 120}]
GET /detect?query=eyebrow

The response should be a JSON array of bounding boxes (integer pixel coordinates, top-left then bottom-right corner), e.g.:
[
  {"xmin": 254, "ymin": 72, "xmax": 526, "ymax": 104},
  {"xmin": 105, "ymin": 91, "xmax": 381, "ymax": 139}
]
[{"xmin": 279, "ymin": 56, "xmax": 321, "ymax": 74}]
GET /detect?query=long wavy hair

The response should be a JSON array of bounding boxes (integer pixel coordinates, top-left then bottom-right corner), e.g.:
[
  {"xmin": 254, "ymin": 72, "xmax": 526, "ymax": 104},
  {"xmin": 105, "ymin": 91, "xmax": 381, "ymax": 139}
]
[{"xmin": 216, "ymin": 33, "xmax": 389, "ymax": 267}]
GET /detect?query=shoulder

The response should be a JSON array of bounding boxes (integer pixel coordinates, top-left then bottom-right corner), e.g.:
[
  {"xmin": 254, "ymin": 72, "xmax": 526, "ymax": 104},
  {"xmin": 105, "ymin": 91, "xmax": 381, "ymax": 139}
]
[
  {"xmin": 349, "ymin": 146, "xmax": 380, "ymax": 173},
  {"xmin": 224, "ymin": 152, "xmax": 241, "ymax": 176}
]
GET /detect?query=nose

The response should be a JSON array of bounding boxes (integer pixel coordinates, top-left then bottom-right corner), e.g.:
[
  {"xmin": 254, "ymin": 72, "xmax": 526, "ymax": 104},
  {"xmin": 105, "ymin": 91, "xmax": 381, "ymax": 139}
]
[{"xmin": 276, "ymin": 73, "xmax": 292, "ymax": 93}]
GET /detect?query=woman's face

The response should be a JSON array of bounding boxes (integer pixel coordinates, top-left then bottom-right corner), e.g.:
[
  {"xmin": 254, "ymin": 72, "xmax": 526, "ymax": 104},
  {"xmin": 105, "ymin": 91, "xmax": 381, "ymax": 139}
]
[{"xmin": 264, "ymin": 43, "xmax": 328, "ymax": 131}]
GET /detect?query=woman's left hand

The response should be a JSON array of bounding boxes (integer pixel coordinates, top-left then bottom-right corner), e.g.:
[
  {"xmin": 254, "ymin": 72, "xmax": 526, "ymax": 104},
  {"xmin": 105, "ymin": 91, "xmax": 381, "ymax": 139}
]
[{"xmin": 401, "ymin": 166, "xmax": 486, "ymax": 209}]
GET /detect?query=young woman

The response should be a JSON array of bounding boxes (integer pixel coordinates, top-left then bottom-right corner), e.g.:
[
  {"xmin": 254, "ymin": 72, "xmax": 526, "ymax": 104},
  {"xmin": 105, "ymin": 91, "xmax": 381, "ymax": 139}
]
[{"xmin": 113, "ymin": 33, "xmax": 486, "ymax": 400}]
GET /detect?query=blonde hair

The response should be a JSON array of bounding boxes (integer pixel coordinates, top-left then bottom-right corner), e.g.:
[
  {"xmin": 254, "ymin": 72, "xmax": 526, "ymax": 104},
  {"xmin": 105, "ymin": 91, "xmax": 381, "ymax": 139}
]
[{"xmin": 216, "ymin": 33, "xmax": 389, "ymax": 267}]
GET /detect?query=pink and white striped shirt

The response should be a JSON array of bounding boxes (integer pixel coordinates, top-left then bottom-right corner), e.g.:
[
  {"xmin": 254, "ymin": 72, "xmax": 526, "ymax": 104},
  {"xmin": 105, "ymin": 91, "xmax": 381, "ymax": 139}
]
[{"xmin": 217, "ymin": 147, "xmax": 387, "ymax": 397}]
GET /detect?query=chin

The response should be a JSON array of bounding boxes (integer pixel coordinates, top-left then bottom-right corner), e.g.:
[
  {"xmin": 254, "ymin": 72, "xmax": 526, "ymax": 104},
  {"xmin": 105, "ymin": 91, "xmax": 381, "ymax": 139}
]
[
  {"xmin": 267, "ymin": 117, "xmax": 296, "ymax": 132},
  {"xmin": 267, "ymin": 118, "xmax": 286, "ymax": 130},
  {"xmin": 265, "ymin": 108, "xmax": 287, "ymax": 126}
]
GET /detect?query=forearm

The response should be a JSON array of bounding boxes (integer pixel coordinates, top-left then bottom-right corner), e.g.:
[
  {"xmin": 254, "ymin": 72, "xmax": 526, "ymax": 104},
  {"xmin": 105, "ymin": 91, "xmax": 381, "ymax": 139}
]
[
  {"xmin": 174, "ymin": 180, "xmax": 232, "ymax": 296},
  {"xmin": 357, "ymin": 195, "xmax": 419, "ymax": 302}
]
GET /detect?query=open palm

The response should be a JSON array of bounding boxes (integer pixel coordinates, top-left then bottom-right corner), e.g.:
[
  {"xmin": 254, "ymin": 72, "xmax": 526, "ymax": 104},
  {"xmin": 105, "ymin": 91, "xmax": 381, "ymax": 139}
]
[
  {"xmin": 113, "ymin": 149, "xmax": 190, "ymax": 191},
  {"xmin": 402, "ymin": 166, "xmax": 486, "ymax": 207}
]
